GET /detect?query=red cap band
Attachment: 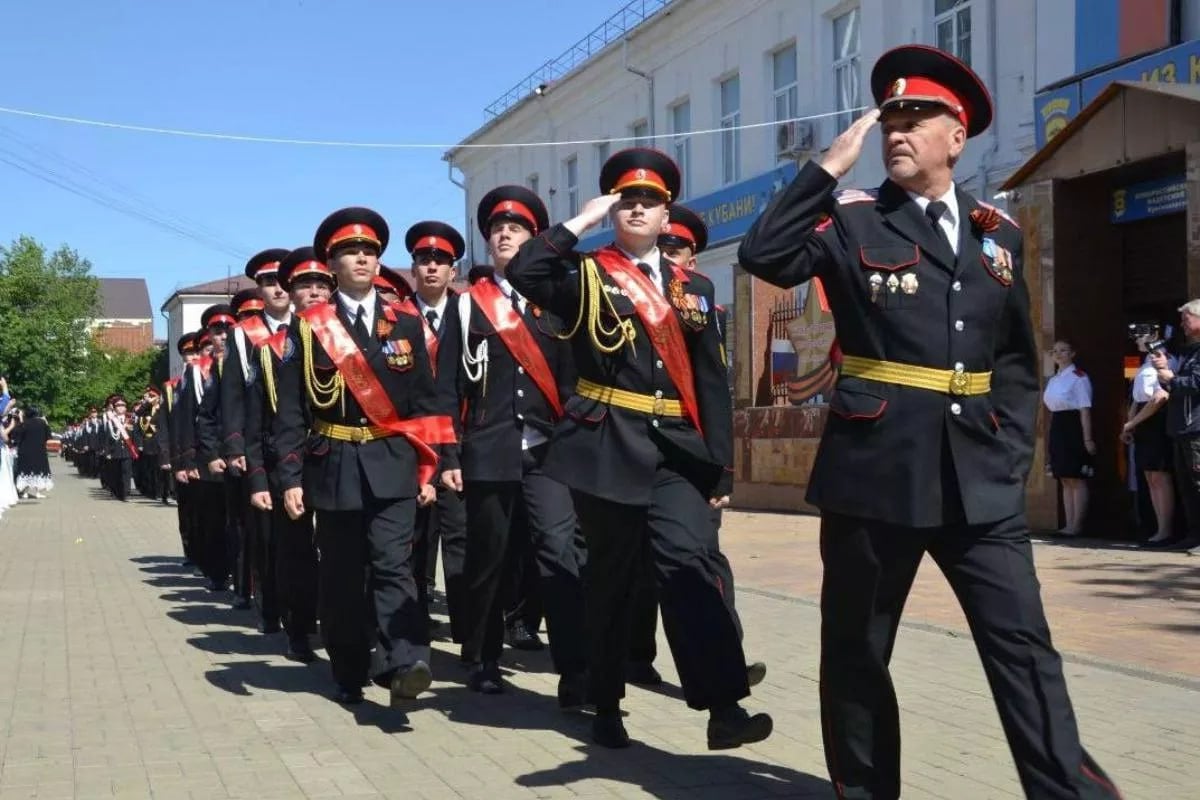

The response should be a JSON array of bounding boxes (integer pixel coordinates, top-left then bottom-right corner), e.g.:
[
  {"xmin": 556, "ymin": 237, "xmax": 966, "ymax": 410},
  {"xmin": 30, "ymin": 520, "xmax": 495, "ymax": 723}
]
[
  {"xmin": 884, "ymin": 76, "xmax": 968, "ymax": 128},
  {"xmin": 611, "ymin": 168, "xmax": 670, "ymax": 199},
  {"xmin": 207, "ymin": 313, "xmax": 236, "ymax": 328},
  {"xmin": 488, "ymin": 200, "xmax": 538, "ymax": 233},
  {"xmin": 411, "ymin": 235, "xmax": 455, "ymax": 257},
  {"xmin": 237, "ymin": 298, "xmax": 266, "ymax": 313},
  {"xmin": 662, "ymin": 222, "xmax": 697, "ymax": 247},
  {"xmin": 328, "ymin": 224, "xmax": 381, "ymax": 250},
  {"xmin": 290, "ymin": 261, "xmax": 333, "ymax": 281},
  {"xmin": 254, "ymin": 260, "xmax": 280, "ymax": 277}
]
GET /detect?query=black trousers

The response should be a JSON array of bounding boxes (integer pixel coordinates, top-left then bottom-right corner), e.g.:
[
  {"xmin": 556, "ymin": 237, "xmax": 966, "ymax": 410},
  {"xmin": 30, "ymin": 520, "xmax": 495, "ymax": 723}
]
[
  {"xmin": 461, "ymin": 447, "xmax": 586, "ymax": 676},
  {"xmin": 315, "ymin": 496, "xmax": 428, "ymax": 691},
  {"xmin": 819, "ymin": 511, "xmax": 1121, "ymax": 800},
  {"xmin": 573, "ymin": 466, "xmax": 750, "ymax": 712},
  {"xmin": 504, "ymin": 541, "xmax": 545, "ymax": 633},
  {"xmin": 273, "ymin": 499, "xmax": 318, "ymax": 640},
  {"xmin": 195, "ymin": 479, "xmax": 227, "ymax": 584},
  {"xmin": 250, "ymin": 506, "xmax": 280, "ymax": 627},
  {"xmin": 176, "ymin": 480, "xmax": 194, "ymax": 562},
  {"xmin": 224, "ymin": 474, "xmax": 251, "ymax": 601},
  {"xmin": 111, "ymin": 458, "xmax": 132, "ymax": 500},
  {"xmin": 413, "ymin": 485, "xmax": 467, "ymax": 642},
  {"xmin": 627, "ymin": 506, "xmax": 744, "ymax": 664},
  {"xmin": 1172, "ymin": 436, "xmax": 1200, "ymax": 538}
]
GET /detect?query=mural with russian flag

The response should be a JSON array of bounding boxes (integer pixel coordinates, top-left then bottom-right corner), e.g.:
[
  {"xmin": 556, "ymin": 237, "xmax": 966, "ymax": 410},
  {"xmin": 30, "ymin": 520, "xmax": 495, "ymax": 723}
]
[{"xmin": 768, "ymin": 278, "xmax": 838, "ymax": 406}]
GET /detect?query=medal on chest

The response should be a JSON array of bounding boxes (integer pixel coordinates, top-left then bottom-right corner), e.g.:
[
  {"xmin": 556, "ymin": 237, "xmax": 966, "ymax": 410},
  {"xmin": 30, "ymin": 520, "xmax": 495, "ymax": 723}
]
[
  {"xmin": 982, "ymin": 238, "xmax": 1014, "ymax": 286},
  {"xmin": 667, "ymin": 278, "xmax": 707, "ymax": 331},
  {"xmin": 383, "ymin": 338, "xmax": 413, "ymax": 371}
]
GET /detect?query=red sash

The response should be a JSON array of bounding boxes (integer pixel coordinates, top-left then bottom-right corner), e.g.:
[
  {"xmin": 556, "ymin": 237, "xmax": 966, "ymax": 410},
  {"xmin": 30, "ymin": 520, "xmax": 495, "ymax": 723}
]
[
  {"xmin": 469, "ymin": 278, "xmax": 563, "ymax": 419},
  {"xmin": 263, "ymin": 329, "xmax": 288, "ymax": 360},
  {"xmin": 195, "ymin": 354, "xmax": 214, "ymax": 383},
  {"xmin": 300, "ymin": 302, "xmax": 456, "ymax": 486},
  {"xmin": 238, "ymin": 315, "xmax": 271, "ymax": 347},
  {"xmin": 592, "ymin": 247, "xmax": 702, "ymax": 435},
  {"xmin": 396, "ymin": 299, "xmax": 440, "ymax": 373}
]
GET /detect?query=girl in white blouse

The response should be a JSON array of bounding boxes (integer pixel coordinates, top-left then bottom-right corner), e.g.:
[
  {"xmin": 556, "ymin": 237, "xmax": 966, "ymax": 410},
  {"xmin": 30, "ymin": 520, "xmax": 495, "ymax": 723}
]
[
  {"xmin": 1121, "ymin": 330, "xmax": 1177, "ymax": 545},
  {"xmin": 1043, "ymin": 340, "xmax": 1094, "ymax": 535}
]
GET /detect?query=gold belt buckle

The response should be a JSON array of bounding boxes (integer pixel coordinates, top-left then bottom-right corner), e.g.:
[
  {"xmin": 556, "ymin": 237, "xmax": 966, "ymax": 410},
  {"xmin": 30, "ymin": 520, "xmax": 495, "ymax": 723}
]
[
  {"xmin": 652, "ymin": 397, "xmax": 666, "ymax": 416},
  {"xmin": 350, "ymin": 426, "xmax": 366, "ymax": 443},
  {"xmin": 949, "ymin": 369, "xmax": 969, "ymax": 396}
]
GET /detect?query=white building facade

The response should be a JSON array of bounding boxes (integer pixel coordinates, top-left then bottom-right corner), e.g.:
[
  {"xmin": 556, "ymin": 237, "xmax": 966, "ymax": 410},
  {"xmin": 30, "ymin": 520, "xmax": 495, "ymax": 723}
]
[{"xmin": 448, "ymin": 0, "xmax": 1076, "ymax": 314}]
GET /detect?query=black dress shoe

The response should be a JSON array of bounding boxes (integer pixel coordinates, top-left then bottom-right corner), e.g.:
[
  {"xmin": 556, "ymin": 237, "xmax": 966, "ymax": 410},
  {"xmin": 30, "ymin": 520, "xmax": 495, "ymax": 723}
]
[
  {"xmin": 467, "ymin": 662, "xmax": 505, "ymax": 695},
  {"xmin": 592, "ymin": 710, "xmax": 631, "ymax": 748},
  {"xmin": 261, "ymin": 619, "xmax": 282, "ymax": 634},
  {"xmin": 207, "ymin": 578, "xmax": 226, "ymax": 592},
  {"xmin": 707, "ymin": 705, "xmax": 773, "ymax": 750},
  {"xmin": 391, "ymin": 660, "xmax": 433, "ymax": 703},
  {"xmin": 334, "ymin": 686, "xmax": 364, "ymax": 705},
  {"xmin": 625, "ymin": 661, "xmax": 662, "ymax": 686},
  {"xmin": 1143, "ymin": 536, "xmax": 1179, "ymax": 549},
  {"xmin": 747, "ymin": 661, "xmax": 767, "ymax": 687},
  {"xmin": 232, "ymin": 597, "xmax": 252, "ymax": 610},
  {"xmin": 286, "ymin": 637, "xmax": 317, "ymax": 663},
  {"xmin": 506, "ymin": 621, "xmax": 545, "ymax": 651},
  {"xmin": 557, "ymin": 672, "xmax": 587, "ymax": 710}
]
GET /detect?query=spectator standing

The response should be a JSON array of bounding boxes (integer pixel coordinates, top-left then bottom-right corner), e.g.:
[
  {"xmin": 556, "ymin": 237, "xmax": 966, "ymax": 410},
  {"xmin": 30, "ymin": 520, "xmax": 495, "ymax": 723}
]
[
  {"xmin": 1151, "ymin": 299, "xmax": 1200, "ymax": 554},
  {"xmin": 1043, "ymin": 340, "xmax": 1094, "ymax": 535},
  {"xmin": 1123, "ymin": 327, "xmax": 1176, "ymax": 546}
]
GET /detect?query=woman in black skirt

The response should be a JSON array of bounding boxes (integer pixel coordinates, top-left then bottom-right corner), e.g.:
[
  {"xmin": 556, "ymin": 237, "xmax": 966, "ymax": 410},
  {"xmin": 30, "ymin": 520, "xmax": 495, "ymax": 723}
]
[
  {"xmin": 1122, "ymin": 329, "xmax": 1176, "ymax": 545},
  {"xmin": 1043, "ymin": 340, "xmax": 1095, "ymax": 535},
  {"xmin": 13, "ymin": 407, "xmax": 53, "ymax": 499}
]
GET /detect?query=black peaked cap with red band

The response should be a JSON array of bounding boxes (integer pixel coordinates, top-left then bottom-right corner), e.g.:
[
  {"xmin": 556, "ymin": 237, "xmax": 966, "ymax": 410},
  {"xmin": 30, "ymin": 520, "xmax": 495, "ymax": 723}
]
[
  {"xmin": 176, "ymin": 331, "xmax": 198, "ymax": 355},
  {"xmin": 476, "ymin": 186, "xmax": 549, "ymax": 238},
  {"xmin": 374, "ymin": 265, "xmax": 415, "ymax": 300},
  {"xmin": 659, "ymin": 204, "xmax": 708, "ymax": 255},
  {"xmin": 599, "ymin": 147, "xmax": 681, "ymax": 201},
  {"xmin": 314, "ymin": 207, "xmax": 390, "ymax": 259},
  {"xmin": 231, "ymin": 288, "xmax": 264, "ymax": 316},
  {"xmin": 405, "ymin": 221, "xmax": 465, "ymax": 261},
  {"xmin": 871, "ymin": 44, "xmax": 993, "ymax": 138},
  {"xmin": 244, "ymin": 248, "xmax": 289, "ymax": 281},
  {"xmin": 201, "ymin": 303, "xmax": 236, "ymax": 330},
  {"xmin": 278, "ymin": 246, "xmax": 336, "ymax": 290}
]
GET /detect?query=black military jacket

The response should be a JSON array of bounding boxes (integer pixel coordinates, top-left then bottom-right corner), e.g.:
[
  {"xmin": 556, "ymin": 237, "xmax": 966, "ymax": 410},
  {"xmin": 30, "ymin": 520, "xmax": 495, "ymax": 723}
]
[
  {"xmin": 243, "ymin": 342, "xmax": 280, "ymax": 496},
  {"xmin": 173, "ymin": 360, "xmax": 224, "ymax": 482},
  {"xmin": 507, "ymin": 226, "xmax": 733, "ymax": 505},
  {"xmin": 271, "ymin": 295, "xmax": 439, "ymax": 511},
  {"xmin": 435, "ymin": 268, "xmax": 576, "ymax": 482},
  {"xmin": 738, "ymin": 161, "xmax": 1038, "ymax": 528}
]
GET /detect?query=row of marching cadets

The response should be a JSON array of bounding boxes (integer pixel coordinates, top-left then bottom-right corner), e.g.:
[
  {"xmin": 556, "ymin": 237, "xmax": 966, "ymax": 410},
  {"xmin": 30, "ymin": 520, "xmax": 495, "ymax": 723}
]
[
  {"xmin": 61, "ymin": 389, "xmax": 169, "ymax": 503},
  {"xmin": 141, "ymin": 144, "xmax": 770, "ymax": 750}
]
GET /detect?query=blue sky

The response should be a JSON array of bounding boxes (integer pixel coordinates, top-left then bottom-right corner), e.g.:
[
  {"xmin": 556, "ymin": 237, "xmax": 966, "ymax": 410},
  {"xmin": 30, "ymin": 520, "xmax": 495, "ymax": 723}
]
[{"xmin": 0, "ymin": 0, "xmax": 595, "ymax": 336}]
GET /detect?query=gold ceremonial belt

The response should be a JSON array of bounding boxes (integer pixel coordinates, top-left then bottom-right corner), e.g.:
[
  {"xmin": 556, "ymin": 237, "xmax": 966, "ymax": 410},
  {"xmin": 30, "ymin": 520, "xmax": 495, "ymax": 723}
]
[
  {"xmin": 575, "ymin": 378, "xmax": 684, "ymax": 417},
  {"xmin": 839, "ymin": 355, "xmax": 992, "ymax": 397},
  {"xmin": 311, "ymin": 419, "xmax": 394, "ymax": 443}
]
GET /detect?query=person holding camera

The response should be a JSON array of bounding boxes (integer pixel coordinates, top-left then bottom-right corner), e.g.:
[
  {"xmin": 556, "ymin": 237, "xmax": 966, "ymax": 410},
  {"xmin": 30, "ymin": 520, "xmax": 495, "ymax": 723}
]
[
  {"xmin": 1151, "ymin": 300, "xmax": 1200, "ymax": 554},
  {"xmin": 1123, "ymin": 325, "xmax": 1176, "ymax": 546},
  {"xmin": 1043, "ymin": 340, "xmax": 1094, "ymax": 535}
]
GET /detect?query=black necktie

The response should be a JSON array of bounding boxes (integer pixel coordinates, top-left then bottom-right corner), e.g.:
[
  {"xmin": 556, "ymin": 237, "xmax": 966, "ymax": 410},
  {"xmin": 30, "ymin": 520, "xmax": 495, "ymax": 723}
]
[
  {"xmin": 636, "ymin": 261, "xmax": 654, "ymax": 278},
  {"xmin": 352, "ymin": 305, "xmax": 369, "ymax": 342},
  {"xmin": 925, "ymin": 201, "xmax": 953, "ymax": 253},
  {"xmin": 425, "ymin": 309, "xmax": 438, "ymax": 329},
  {"xmin": 277, "ymin": 322, "xmax": 289, "ymax": 337}
]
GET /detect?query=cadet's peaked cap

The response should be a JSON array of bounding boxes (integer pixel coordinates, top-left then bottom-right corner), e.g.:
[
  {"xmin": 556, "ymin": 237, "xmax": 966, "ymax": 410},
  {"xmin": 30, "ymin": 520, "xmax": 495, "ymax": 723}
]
[
  {"xmin": 176, "ymin": 331, "xmax": 198, "ymax": 355},
  {"xmin": 405, "ymin": 221, "xmax": 466, "ymax": 260},
  {"xmin": 374, "ymin": 265, "xmax": 415, "ymax": 300},
  {"xmin": 278, "ymin": 246, "xmax": 335, "ymax": 290},
  {"xmin": 231, "ymin": 288, "xmax": 264, "ymax": 316},
  {"xmin": 314, "ymin": 207, "xmax": 390, "ymax": 259},
  {"xmin": 244, "ymin": 248, "xmax": 289, "ymax": 281},
  {"xmin": 201, "ymin": 303, "xmax": 236, "ymax": 330},
  {"xmin": 599, "ymin": 147, "xmax": 681, "ymax": 201},
  {"xmin": 660, "ymin": 204, "xmax": 708, "ymax": 254},
  {"xmin": 871, "ymin": 44, "xmax": 993, "ymax": 138},
  {"xmin": 477, "ymin": 186, "xmax": 549, "ymax": 237}
]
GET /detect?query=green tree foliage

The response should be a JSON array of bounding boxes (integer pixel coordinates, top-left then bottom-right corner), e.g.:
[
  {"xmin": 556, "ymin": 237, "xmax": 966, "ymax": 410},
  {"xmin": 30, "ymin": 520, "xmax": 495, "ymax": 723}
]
[{"xmin": 0, "ymin": 236, "xmax": 160, "ymax": 428}]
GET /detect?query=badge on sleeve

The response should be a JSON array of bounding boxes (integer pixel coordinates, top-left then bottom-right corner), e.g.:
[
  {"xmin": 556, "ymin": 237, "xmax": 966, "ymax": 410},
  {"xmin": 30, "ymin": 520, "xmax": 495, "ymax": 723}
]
[{"xmin": 383, "ymin": 338, "xmax": 414, "ymax": 371}]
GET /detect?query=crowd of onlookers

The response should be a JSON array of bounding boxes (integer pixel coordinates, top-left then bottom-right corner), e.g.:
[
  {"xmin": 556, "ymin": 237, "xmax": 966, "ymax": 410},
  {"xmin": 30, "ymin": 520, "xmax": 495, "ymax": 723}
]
[
  {"xmin": 0, "ymin": 376, "xmax": 55, "ymax": 519},
  {"xmin": 1043, "ymin": 300, "xmax": 1200, "ymax": 553}
]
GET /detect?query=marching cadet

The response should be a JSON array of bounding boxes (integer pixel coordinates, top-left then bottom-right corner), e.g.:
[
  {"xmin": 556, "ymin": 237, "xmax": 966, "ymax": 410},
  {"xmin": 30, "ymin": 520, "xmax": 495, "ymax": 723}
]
[
  {"xmin": 176, "ymin": 306, "xmax": 235, "ymax": 593},
  {"xmin": 246, "ymin": 246, "xmax": 333, "ymax": 663},
  {"xmin": 79, "ymin": 406, "xmax": 101, "ymax": 478},
  {"xmin": 507, "ymin": 150, "xmax": 770, "ymax": 749},
  {"xmin": 166, "ymin": 332, "xmax": 200, "ymax": 558},
  {"xmin": 273, "ymin": 207, "xmax": 455, "ymax": 706},
  {"xmin": 737, "ymin": 45, "xmax": 1121, "ymax": 799},
  {"xmin": 433, "ymin": 202, "xmax": 587, "ymax": 702},
  {"xmin": 379, "ymin": 233, "xmax": 468, "ymax": 643},
  {"xmin": 134, "ymin": 387, "xmax": 165, "ymax": 500},
  {"xmin": 103, "ymin": 394, "xmax": 136, "ymax": 500}
]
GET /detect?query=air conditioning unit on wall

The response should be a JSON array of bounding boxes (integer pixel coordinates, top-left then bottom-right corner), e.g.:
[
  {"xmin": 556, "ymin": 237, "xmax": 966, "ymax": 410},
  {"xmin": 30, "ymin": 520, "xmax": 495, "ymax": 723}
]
[{"xmin": 776, "ymin": 120, "xmax": 816, "ymax": 160}]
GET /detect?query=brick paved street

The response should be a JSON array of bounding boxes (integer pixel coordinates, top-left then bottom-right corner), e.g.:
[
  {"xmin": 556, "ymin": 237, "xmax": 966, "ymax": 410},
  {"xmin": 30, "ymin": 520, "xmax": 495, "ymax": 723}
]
[{"xmin": 0, "ymin": 472, "xmax": 1197, "ymax": 799}]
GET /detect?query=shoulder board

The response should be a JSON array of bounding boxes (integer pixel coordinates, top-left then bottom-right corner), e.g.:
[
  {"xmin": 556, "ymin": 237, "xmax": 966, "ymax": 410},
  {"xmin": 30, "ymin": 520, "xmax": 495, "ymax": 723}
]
[
  {"xmin": 977, "ymin": 201, "xmax": 1020, "ymax": 229},
  {"xmin": 835, "ymin": 188, "xmax": 878, "ymax": 205},
  {"xmin": 1073, "ymin": 368, "xmax": 1086, "ymax": 377}
]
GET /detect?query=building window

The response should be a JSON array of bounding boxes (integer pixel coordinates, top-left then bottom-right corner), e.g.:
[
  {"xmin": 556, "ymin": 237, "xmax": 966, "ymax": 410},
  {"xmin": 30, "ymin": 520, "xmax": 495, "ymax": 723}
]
[
  {"xmin": 832, "ymin": 8, "xmax": 861, "ymax": 135},
  {"xmin": 595, "ymin": 141, "xmax": 611, "ymax": 227},
  {"xmin": 632, "ymin": 119, "xmax": 649, "ymax": 147},
  {"xmin": 719, "ymin": 74, "xmax": 740, "ymax": 185},
  {"xmin": 934, "ymin": 0, "xmax": 971, "ymax": 66},
  {"xmin": 671, "ymin": 100, "xmax": 691, "ymax": 198},
  {"xmin": 564, "ymin": 155, "xmax": 579, "ymax": 218},
  {"xmin": 527, "ymin": 173, "xmax": 539, "ymax": 198},
  {"xmin": 773, "ymin": 44, "xmax": 799, "ymax": 163}
]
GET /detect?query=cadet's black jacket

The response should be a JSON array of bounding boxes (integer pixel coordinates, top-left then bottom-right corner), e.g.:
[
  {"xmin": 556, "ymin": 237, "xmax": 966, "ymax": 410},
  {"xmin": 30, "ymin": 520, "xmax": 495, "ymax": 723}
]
[
  {"xmin": 436, "ymin": 269, "xmax": 576, "ymax": 482},
  {"xmin": 507, "ymin": 227, "xmax": 733, "ymax": 505},
  {"xmin": 271, "ymin": 295, "xmax": 440, "ymax": 511},
  {"xmin": 737, "ymin": 161, "xmax": 1038, "ymax": 528},
  {"xmin": 172, "ymin": 360, "xmax": 223, "ymax": 482},
  {"xmin": 193, "ymin": 356, "xmax": 228, "ymax": 476},
  {"xmin": 218, "ymin": 324, "xmax": 255, "ymax": 461},
  {"xmin": 244, "ymin": 343, "xmax": 280, "ymax": 496}
]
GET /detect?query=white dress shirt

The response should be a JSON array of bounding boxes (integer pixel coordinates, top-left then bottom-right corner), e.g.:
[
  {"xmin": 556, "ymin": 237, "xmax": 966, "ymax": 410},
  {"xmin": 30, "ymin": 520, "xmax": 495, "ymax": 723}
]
[
  {"xmin": 617, "ymin": 245, "xmax": 664, "ymax": 294},
  {"xmin": 496, "ymin": 276, "xmax": 527, "ymax": 314},
  {"xmin": 415, "ymin": 295, "xmax": 449, "ymax": 330},
  {"xmin": 908, "ymin": 186, "xmax": 960, "ymax": 256},
  {"xmin": 1043, "ymin": 364, "xmax": 1093, "ymax": 412},
  {"xmin": 494, "ymin": 276, "xmax": 546, "ymax": 451},
  {"xmin": 265, "ymin": 312, "xmax": 292, "ymax": 333},
  {"xmin": 337, "ymin": 289, "xmax": 377, "ymax": 331}
]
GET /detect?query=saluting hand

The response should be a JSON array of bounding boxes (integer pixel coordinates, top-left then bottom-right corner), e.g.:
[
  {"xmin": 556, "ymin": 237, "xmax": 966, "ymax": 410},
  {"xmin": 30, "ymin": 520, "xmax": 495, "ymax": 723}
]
[
  {"xmin": 283, "ymin": 487, "xmax": 305, "ymax": 520},
  {"xmin": 819, "ymin": 108, "xmax": 881, "ymax": 179},
  {"xmin": 564, "ymin": 194, "xmax": 622, "ymax": 238}
]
